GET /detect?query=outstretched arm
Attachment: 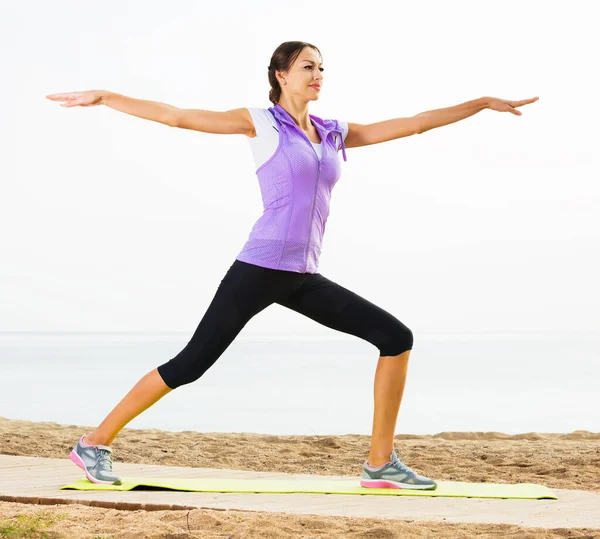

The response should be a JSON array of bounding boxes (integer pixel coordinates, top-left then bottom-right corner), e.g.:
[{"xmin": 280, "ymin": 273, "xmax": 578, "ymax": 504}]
[
  {"xmin": 344, "ymin": 96, "xmax": 539, "ymax": 149},
  {"xmin": 414, "ymin": 96, "xmax": 539, "ymax": 133},
  {"xmin": 46, "ymin": 90, "xmax": 181, "ymax": 126},
  {"xmin": 46, "ymin": 90, "xmax": 254, "ymax": 135}
]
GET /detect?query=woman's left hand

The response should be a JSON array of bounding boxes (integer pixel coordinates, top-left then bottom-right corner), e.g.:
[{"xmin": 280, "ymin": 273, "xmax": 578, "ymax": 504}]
[{"xmin": 485, "ymin": 96, "xmax": 539, "ymax": 116}]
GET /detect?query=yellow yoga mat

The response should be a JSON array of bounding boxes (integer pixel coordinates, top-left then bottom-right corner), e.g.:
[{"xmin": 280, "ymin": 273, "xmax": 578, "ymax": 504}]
[{"xmin": 61, "ymin": 478, "xmax": 557, "ymax": 499}]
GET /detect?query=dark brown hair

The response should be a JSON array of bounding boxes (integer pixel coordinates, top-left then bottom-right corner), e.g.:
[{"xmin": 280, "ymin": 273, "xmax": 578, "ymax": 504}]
[{"xmin": 267, "ymin": 41, "xmax": 322, "ymax": 105}]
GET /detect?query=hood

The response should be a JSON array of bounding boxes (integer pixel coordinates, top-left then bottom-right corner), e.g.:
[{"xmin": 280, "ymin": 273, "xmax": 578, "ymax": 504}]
[{"xmin": 270, "ymin": 104, "xmax": 347, "ymax": 162}]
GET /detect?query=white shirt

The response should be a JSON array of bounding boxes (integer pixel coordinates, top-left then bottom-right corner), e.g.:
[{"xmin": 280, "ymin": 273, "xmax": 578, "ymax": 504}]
[{"xmin": 246, "ymin": 108, "xmax": 349, "ymax": 171}]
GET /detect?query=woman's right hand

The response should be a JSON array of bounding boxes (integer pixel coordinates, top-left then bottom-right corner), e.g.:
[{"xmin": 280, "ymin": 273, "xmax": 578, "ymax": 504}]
[{"xmin": 46, "ymin": 90, "xmax": 106, "ymax": 107}]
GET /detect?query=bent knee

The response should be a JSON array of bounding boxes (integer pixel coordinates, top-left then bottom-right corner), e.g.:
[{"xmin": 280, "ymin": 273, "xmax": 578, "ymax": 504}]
[{"xmin": 377, "ymin": 326, "xmax": 413, "ymax": 357}]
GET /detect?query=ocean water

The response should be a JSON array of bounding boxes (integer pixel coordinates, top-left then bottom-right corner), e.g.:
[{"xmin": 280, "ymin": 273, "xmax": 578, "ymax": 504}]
[{"xmin": 0, "ymin": 332, "xmax": 598, "ymax": 436}]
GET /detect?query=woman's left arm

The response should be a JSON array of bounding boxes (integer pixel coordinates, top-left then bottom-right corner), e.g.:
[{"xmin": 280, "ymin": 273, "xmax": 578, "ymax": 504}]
[
  {"xmin": 414, "ymin": 96, "xmax": 539, "ymax": 134},
  {"xmin": 345, "ymin": 96, "xmax": 539, "ymax": 148}
]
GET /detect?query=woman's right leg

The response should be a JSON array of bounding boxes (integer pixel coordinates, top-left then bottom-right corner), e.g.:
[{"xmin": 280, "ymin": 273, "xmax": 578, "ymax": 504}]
[
  {"xmin": 71, "ymin": 259, "xmax": 304, "ymax": 484},
  {"xmin": 83, "ymin": 368, "xmax": 171, "ymax": 447},
  {"xmin": 82, "ymin": 260, "xmax": 285, "ymax": 448}
]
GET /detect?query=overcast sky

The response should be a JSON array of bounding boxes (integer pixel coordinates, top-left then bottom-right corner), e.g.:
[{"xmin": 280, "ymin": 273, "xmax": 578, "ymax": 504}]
[{"xmin": 1, "ymin": 0, "xmax": 598, "ymax": 336}]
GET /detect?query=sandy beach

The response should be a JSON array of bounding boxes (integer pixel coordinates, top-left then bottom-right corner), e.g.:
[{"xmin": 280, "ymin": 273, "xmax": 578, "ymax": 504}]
[{"xmin": 1, "ymin": 416, "xmax": 599, "ymax": 538}]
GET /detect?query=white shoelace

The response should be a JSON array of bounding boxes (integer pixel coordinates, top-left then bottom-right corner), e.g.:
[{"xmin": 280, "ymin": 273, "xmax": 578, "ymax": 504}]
[
  {"xmin": 96, "ymin": 448, "xmax": 113, "ymax": 470},
  {"xmin": 390, "ymin": 453, "xmax": 418, "ymax": 475}
]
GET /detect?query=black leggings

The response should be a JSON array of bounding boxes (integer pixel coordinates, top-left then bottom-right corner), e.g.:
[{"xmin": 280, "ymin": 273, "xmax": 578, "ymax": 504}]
[{"xmin": 157, "ymin": 259, "xmax": 413, "ymax": 389}]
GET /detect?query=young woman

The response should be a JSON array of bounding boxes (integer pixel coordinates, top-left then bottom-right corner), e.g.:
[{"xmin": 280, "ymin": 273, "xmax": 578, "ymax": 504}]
[{"xmin": 46, "ymin": 41, "xmax": 538, "ymax": 490}]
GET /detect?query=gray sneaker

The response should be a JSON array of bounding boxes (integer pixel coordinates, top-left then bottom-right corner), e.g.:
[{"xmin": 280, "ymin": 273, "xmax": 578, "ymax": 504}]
[
  {"xmin": 69, "ymin": 435, "xmax": 122, "ymax": 485},
  {"xmin": 361, "ymin": 449, "xmax": 437, "ymax": 490}
]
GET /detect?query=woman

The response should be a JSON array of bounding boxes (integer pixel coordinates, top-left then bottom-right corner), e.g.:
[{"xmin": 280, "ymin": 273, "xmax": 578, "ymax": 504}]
[{"xmin": 46, "ymin": 41, "xmax": 538, "ymax": 490}]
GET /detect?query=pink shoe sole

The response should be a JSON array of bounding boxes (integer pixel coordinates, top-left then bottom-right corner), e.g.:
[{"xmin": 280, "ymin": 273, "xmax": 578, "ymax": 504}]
[{"xmin": 360, "ymin": 479, "xmax": 437, "ymax": 490}]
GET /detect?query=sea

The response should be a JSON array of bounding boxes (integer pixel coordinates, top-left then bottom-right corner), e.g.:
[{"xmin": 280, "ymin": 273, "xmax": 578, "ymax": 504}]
[{"xmin": 0, "ymin": 331, "xmax": 598, "ymax": 436}]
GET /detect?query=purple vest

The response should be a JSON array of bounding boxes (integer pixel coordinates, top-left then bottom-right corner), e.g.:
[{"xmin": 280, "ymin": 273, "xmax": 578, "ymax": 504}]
[{"xmin": 236, "ymin": 104, "xmax": 348, "ymax": 273}]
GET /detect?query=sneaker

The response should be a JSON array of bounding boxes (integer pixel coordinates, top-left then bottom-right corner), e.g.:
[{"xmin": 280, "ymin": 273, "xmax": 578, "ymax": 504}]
[
  {"xmin": 69, "ymin": 434, "xmax": 122, "ymax": 485},
  {"xmin": 361, "ymin": 449, "xmax": 437, "ymax": 490}
]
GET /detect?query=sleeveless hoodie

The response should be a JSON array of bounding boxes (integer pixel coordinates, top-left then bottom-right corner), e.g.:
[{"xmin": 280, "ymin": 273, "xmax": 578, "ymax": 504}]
[{"xmin": 236, "ymin": 103, "xmax": 348, "ymax": 273}]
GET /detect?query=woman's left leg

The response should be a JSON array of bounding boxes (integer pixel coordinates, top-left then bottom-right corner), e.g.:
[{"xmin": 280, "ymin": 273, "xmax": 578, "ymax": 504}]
[
  {"xmin": 370, "ymin": 349, "xmax": 411, "ymax": 466},
  {"xmin": 276, "ymin": 272, "xmax": 414, "ymax": 466}
]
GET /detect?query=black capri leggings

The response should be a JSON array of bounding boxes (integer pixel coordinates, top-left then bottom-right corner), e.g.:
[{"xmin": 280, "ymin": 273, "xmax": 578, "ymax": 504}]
[{"xmin": 157, "ymin": 259, "xmax": 413, "ymax": 389}]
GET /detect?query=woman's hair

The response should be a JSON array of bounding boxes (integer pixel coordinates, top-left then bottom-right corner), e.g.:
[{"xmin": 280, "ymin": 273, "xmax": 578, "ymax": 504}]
[{"xmin": 268, "ymin": 41, "xmax": 322, "ymax": 105}]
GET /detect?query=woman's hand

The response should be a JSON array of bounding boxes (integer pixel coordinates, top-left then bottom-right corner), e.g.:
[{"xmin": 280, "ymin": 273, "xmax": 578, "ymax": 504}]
[
  {"xmin": 45, "ymin": 90, "xmax": 106, "ymax": 107},
  {"xmin": 485, "ymin": 96, "xmax": 539, "ymax": 116}
]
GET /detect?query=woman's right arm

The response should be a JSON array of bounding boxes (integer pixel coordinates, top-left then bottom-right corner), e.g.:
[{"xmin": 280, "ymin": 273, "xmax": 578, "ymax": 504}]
[
  {"xmin": 101, "ymin": 91, "xmax": 181, "ymax": 127},
  {"xmin": 176, "ymin": 107, "xmax": 255, "ymax": 137},
  {"xmin": 46, "ymin": 90, "xmax": 255, "ymax": 136}
]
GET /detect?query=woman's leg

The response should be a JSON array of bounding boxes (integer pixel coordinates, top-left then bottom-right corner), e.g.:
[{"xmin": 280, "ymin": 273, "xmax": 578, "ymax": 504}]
[
  {"xmin": 369, "ymin": 350, "xmax": 410, "ymax": 466},
  {"xmin": 83, "ymin": 368, "xmax": 171, "ymax": 447},
  {"xmin": 277, "ymin": 274, "xmax": 414, "ymax": 465},
  {"xmin": 83, "ymin": 260, "xmax": 283, "ymax": 447}
]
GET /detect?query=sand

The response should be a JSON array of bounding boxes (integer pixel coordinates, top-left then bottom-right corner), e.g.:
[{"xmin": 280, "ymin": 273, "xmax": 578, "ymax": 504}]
[{"xmin": 1, "ymin": 416, "xmax": 599, "ymax": 538}]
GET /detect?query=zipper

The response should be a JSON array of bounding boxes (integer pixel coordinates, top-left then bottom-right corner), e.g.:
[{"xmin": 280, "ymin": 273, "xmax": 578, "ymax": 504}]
[
  {"xmin": 304, "ymin": 157, "xmax": 321, "ymax": 272},
  {"xmin": 288, "ymin": 124, "xmax": 323, "ymax": 273}
]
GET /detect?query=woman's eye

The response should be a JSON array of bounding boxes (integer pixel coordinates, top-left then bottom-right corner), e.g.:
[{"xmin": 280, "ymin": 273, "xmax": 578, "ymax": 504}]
[{"xmin": 305, "ymin": 66, "xmax": 324, "ymax": 71}]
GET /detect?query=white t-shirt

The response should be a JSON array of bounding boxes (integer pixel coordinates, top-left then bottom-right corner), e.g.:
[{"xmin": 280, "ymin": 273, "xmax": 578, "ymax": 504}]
[{"xmin": 246, "ymin": 108, "xmax": 349, "ymax": 171}]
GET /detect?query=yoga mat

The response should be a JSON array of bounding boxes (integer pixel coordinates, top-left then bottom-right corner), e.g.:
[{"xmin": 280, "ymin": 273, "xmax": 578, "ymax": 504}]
[{"xmin": 61, "ymin": 478, "xmax": 557, "ymax": 499}]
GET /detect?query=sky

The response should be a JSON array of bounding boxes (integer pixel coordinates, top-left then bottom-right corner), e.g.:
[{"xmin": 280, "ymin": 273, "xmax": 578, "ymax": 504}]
[{"xmin": 1, "ymin": 0, "xmax": 598, "ymax": 336}]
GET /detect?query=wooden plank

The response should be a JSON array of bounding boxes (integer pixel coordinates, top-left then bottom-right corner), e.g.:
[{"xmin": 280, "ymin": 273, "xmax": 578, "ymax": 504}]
[{"xmin": 2, "ymin": 455, "xmax": 599, "ymax": 529}]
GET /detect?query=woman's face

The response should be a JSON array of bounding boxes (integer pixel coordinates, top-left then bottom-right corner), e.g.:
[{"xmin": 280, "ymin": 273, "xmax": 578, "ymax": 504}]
[{"xmin": 277, "ymin": 47, "xmax": 324, "ymax": 102}]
